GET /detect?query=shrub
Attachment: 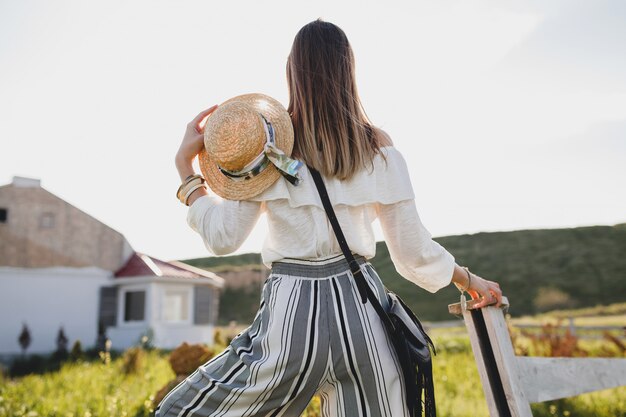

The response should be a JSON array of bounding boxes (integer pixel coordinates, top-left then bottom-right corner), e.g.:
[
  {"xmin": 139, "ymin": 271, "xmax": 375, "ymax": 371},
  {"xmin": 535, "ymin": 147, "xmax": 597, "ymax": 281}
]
[
  {"xmin": 70, "ymin": 340, "xmax": 84, "ymax": 361},
  {"xmin": 18, "ymin": 323, "xmax": 31, "ymax": 355},
  {"xmin": 99, "ymin": 350, "xmax": 111, "ymax": 365},
  {"xmin": 598, "ymin": 332, "xmax": 626, "ymax": 357},
  {"xmin": 56, "ymin": 327, "xmax": 69, "ymax": 354},
  {"xmin": 122, "ymin": 347, "xmax": 146, "ymax": 375},
  {"xmin": 152, "ymin": 342, "xmax": 217, "ymax": 409},
  {"xmin": 95, "ymin": 320, "xmax": 108, "ymax": 352},
  {"xmin": 51, "ymin": 327, "xmax": 70, "ymax": 363},
  {"xmin": 9, "ymin": 354, "xmax": 46, "ymax": 377},
  {"xmin": 168, "ymin": 342, "xmax": 215, "ymax": 376},
  {"xmin": 0, "ymin": 362, "xmax": 8, "ymax": 382},
  {"xmin": 434, "ymin": 336, "xmax": 472, "ymax": 354},
  {"xmin": 97, "ymin": 338, "xmax": 113, "ymax": 365},
  {"xmin": 213, "ymin": 328, "xmax": 226, "ymax": 347},
  {"xmin": 520, "ymin": 318, "xmax": 588, "ymax": 357},
  {"xmin": 138, "ymin": 328, "xmax": 155, "ymax": 350},
  {"xmin": 534, "ymin": 286, "xmax": 576, "ymax": 313}
]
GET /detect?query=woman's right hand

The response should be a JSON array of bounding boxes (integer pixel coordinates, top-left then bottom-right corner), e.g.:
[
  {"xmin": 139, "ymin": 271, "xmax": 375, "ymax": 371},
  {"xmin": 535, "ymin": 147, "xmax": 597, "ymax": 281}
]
[
  {"xmin": 175, "ymin": 105, "xmax": 219, "ymax": 166},
  {"xmin": 174, "ymin": 106, "xmax": 218, "ymax": 205}
]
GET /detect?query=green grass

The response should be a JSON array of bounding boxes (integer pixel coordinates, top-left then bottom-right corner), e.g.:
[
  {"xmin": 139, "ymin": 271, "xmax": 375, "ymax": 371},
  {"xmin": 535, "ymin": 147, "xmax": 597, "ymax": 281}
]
[
  {"xmin": 1, "ymin": 334, "xmax": 624, "ymax": 417},
  {"xmin": 0, "ymin": 350, "xmax": 173, "ymax": 417},
  {"xmin": 532, "ymin": 302, "xmax": 626, "ymax": 319},
  {"xmin": 511, "ymin": 313, "xmax": 626, "ymax": 327}
]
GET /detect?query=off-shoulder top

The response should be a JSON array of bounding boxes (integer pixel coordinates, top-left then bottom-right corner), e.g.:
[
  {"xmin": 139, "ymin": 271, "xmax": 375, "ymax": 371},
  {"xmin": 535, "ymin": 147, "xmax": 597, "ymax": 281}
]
[{"xmin": 186, "ymin": 146, "xmax": 455, "ymax": 293}]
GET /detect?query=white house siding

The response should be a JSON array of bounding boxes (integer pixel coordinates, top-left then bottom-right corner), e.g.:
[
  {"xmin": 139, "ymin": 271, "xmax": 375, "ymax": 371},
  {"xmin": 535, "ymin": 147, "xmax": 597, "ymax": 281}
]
[
  {"xmin": 107, "ymin": 281, "xmax": 215, "ymax": 350},
  {"xmin": 0, "ymin": 266, "xmax": 111, "ymax": 355},
  {"xmin": 151, "ymin": 323, "xmax": 215, "ymax": 349},
  {"xmin": 153, "ymin": 282, "xmax": 215, "ymax": 349}
]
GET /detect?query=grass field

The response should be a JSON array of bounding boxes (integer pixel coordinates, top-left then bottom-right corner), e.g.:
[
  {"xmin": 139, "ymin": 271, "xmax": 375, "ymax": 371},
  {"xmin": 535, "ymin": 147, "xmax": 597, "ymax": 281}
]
[
  {"xmin": 0, "ymin": 349, "xmax": 172, "ymax": 417},
  {"xmin": 1, "ymin": 318, "xmax": 624, "ymax": 417}
]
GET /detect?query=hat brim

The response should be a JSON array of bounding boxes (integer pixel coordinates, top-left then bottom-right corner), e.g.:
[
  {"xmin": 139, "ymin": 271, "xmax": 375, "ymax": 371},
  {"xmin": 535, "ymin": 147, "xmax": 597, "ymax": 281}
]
[{"xmin": 199, "ymin": 93, "xmax": 294, "ymax": 201}]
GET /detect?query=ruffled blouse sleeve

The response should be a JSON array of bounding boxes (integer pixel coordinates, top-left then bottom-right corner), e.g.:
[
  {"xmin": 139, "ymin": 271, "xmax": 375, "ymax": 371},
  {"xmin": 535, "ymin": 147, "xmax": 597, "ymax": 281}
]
[
  {"xmin": 187, "ymin": 193, "xmax": 263, "ymax": 256},
  {"xmin": 374, "ymin": 149, "xmax": 456, "ymax": 293}
]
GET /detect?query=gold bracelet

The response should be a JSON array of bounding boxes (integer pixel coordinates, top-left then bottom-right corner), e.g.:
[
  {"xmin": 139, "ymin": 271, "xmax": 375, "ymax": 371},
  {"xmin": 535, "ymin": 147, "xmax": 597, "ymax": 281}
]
[
  {"xmin": 177, "ymin": 174, "xmax": 204, "ymax": 193},
  {"xmin": 183, "ymin": 183, "xmax": 206, "ymax": 206},
  {"xmin": 178, "ymin": 180, "xmax": 205, "ymax": 205},
  {"xmin": 177, "ymin": 177, "xmax": 204, "ymax": 199},
  {"xmin": 461, "ymin": 266, "xmax": 472, "ymax": 292},
  {"xmin": 176, "ymin": 175, "xmax": 205, "ymax": 202}
]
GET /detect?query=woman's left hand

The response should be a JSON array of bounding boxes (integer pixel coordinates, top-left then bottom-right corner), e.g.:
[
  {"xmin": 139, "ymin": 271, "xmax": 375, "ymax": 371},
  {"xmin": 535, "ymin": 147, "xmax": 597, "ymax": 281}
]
[
  {"xmin": 467, "ymin": 274, "xmax": 503, "ymax": 309},
  {"xmin": 175, "ymin": 105, "xmax": 218, "ymax": 164}
]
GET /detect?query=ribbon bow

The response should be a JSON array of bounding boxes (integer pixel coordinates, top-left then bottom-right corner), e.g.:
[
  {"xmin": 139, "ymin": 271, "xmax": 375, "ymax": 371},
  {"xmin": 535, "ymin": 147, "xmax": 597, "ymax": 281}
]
[{"xmin": 218, "ymin": 114, "xmax": 303, "ymax": 186}]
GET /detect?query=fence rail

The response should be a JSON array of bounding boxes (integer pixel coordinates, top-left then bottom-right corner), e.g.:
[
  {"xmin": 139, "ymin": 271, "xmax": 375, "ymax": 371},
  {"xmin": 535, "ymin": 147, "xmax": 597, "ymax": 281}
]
[
  {"xmin": 447, "ymin": 296, "xmax": 626, "ymax": 417},
  {"xmin": 424, "ymin": 319, "xmax": 626, "ymax": 339}
]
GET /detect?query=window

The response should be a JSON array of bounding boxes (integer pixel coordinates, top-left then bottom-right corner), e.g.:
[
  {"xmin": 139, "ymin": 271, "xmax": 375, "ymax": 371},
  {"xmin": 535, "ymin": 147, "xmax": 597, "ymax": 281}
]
[
  {"xmin": 163, "ymin": 289, "xmax": 190, "ymax": 323},
  {"xmin": 0, "ymin": 208, "xmax": 7, "ymax": 223},
  {"xmin": 39, "ymin": 212, "xmax": 55, "ymax": 229},
  {"xmin": 124, "ymin": 290, "xmax": 146, "ymax": 322}
]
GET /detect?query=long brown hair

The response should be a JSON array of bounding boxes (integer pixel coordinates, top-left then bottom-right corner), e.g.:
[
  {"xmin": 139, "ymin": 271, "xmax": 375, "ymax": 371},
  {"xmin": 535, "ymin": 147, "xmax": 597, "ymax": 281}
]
[{"xmin": 286, "ymin": 18, "xmax": 387, "ymax": 180}]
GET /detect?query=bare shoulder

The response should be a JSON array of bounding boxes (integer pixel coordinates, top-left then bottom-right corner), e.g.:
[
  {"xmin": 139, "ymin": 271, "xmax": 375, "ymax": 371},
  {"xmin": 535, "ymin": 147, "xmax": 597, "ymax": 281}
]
[{"xmin": 372, "ymin": 126, "xmax": 394, "ymax": 147}]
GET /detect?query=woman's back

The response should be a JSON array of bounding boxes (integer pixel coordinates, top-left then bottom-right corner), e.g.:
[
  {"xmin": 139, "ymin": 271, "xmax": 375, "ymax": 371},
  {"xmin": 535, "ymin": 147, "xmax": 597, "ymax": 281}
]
[{"xmin": 187, "ymin": 143, "xmax": 455, "ymax": 294}]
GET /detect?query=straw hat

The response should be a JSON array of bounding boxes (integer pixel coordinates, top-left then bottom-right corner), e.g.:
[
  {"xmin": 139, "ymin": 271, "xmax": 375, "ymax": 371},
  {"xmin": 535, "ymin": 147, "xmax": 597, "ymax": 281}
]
[{"xmin": 198, "ymin": 93, "xmax": 302, "ymax": 200}]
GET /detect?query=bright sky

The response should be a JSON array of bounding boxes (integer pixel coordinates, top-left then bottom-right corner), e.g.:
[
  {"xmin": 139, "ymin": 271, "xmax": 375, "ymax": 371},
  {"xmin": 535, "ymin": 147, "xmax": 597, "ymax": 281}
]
[{"xmin": 2, "ymin": 0, "xmax": 625, "ymax": 262}]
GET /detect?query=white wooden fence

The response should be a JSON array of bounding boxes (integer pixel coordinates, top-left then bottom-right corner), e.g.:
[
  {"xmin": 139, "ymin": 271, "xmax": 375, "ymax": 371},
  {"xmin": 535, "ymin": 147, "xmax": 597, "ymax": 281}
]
[
  {"xmin": 447, "ymin": 295, "xmax": 626, "ymax": 417},
  {"xmin": 425, "ymin": 319, "xmax": 625, "ymax": 340}
]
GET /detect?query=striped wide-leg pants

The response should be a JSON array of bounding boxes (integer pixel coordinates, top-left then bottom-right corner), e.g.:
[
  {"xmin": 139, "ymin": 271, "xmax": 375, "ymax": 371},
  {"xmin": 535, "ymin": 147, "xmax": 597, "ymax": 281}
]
[{"xmin": 155, "ymin": 254, "xmax": 410, "ymax": 417}]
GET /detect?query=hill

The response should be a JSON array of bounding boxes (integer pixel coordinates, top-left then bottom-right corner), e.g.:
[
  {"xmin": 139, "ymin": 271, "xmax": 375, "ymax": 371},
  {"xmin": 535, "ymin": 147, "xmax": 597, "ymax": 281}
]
[{"xmin": 180, "ymin": 223, "xmax": 626, "ymax": 323}]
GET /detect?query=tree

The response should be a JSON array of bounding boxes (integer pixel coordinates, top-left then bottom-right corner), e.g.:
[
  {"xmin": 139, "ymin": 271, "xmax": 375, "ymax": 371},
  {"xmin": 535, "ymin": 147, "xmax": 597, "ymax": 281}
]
[
  {"xmin": 70, "ymin": 340, "xmax": 83, "ymax": 361},
  {"xmin": 54, "ymin": 326, "xmax": 69, "ymax": 361},
  {"xmin": 18, "ymin": 323, "xmax": 31, "ymax": 356},
  {"xmin": 95, "ymin": 320, "xmax": 108, "ymax": 352},
  {"xmin": 56, "ymin": 327, "xmax": 69, "ymax": 354}
]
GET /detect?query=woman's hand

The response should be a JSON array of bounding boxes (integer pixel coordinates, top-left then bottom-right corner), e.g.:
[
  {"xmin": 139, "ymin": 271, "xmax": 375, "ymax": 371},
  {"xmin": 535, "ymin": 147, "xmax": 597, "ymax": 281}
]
[
  {"xmin": 451, "ymin": 264, "xmax": 503, "ymax": 309},
  {"xmin": 466, "ymin": 273, "xmax": 503, "ymax": 309},
  {"xmin": 175, "ymin": 105, "xmax": 219, "ymax": 166}
]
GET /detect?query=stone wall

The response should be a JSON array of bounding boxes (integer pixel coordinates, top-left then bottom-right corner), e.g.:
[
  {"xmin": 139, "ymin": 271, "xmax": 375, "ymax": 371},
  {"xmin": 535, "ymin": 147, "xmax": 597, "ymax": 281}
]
[{"xmin": 0, "ymin": 178, "xmax": 133, "ymax": 271}]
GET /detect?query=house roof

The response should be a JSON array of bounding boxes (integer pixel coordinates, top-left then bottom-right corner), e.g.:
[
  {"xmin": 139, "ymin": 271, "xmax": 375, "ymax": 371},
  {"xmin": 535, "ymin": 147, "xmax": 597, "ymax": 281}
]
[{"xmin": 114, "ymin": 252, "xmax": 223, "ymax": 287}]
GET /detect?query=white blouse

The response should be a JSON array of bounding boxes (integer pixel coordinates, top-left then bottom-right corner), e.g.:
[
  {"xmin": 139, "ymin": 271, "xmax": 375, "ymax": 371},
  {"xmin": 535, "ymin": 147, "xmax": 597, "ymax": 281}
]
[{"xmin": 187, "ymin": 146, "xmax": 456, "ymax": 293}]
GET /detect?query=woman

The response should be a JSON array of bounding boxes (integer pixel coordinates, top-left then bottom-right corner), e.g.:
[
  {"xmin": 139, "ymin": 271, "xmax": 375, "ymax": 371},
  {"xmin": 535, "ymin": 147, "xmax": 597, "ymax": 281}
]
[{"xmin": 157, "ymin": 18, "xmax": 502, "ymax": 417}]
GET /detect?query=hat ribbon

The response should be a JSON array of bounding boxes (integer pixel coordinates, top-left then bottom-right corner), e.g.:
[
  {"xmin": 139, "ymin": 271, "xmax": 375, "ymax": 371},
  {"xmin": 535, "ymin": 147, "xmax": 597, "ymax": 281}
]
[{"xmin": 218, "ymin": 114, "xmax": 303, "ymax": 186}]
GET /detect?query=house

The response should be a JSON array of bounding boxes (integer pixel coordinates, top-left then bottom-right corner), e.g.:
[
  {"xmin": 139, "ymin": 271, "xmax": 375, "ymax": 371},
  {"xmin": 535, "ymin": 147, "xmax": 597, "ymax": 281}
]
[
  {"xmin": 0, "ymin": 176, "xmax": 223, "ymax": 359},
  {"xmin": 106, "ymin": 251, "xmax": 222, "ymax": 350}
]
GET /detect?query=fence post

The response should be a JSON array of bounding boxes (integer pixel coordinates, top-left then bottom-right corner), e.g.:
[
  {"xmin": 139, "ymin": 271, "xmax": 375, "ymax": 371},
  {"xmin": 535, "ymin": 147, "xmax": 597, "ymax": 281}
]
[
  {"xmin": 568, "ymin": 316, "xmax": 576, "ymax": 337},
  {"xmin": 448, "ymin": 295, "xmax": 626, "ymax": 417}
]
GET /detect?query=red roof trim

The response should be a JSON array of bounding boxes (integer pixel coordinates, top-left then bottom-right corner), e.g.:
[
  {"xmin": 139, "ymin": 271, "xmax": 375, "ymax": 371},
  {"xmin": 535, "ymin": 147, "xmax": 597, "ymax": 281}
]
[{"xmin": 114, "ymin": 251, "xmax": 221, "ymax": 285}]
